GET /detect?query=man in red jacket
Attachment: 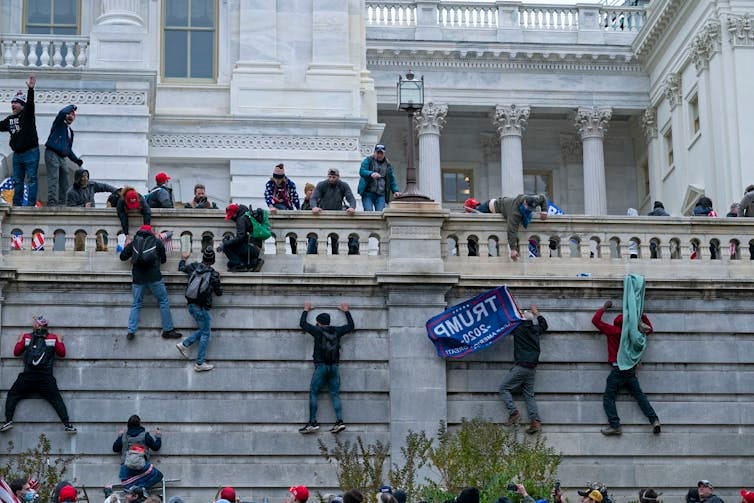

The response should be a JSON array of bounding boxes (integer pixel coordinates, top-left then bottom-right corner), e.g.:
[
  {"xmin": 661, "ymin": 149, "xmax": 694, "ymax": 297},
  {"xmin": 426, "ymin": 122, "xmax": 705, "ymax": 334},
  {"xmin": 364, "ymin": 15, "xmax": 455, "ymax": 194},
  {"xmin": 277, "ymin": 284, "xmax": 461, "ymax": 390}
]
[
  {"xmin": 592, "ymin": 300, "xmax": 660, "ymax": 436},
  {"xmin": 1, "ymin": 315, "xmax": 76, "ymax": 433}
]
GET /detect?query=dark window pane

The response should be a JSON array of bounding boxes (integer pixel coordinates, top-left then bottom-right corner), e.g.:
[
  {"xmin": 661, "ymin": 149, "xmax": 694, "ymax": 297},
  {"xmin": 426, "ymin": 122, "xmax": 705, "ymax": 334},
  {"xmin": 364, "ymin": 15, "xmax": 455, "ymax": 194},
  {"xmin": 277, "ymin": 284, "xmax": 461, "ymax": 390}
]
[
  {"xmin": 26, "ymin": 25, "xmax": 52, "ymax": 34},
  {"xmin": 164, "ymin": 30, "xmax": 188, "ymax": 78},
  {"xmin": 191, "ymin": 0, "xmax": 214, "ymax": 27},
  {"xmin": 166, "ymin": 0, "xmax": 189, "ymax": 26},
  {"xmin": 443, "ymin": 173, "xmax": 456, "ymax": 202},
  {"xmin": 52, "ymin": 26, "xmax": 77, "ymax": 35},
  {"xmin": 54, "ymin": 0, "xmax": 77, "ymax": 25},
  {"xmin": 27, "ymin": 0, "xmax": 51, "ymax": 24},
  {"xmin": 190, "ymin": 30, "xmax": 214, "ymax": 78}
]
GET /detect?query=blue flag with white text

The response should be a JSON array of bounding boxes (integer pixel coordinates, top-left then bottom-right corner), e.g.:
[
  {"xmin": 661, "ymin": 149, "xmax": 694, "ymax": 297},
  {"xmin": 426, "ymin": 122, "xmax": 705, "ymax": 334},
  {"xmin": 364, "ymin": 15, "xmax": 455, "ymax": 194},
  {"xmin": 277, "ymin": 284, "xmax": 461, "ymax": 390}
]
[
  {"xmin": 547, "ymin": 201, "xmax": 565, "ymax": 215},
  {"xmin": 426, "ymin": 285, "xmax": 524, "ymax": 359}
]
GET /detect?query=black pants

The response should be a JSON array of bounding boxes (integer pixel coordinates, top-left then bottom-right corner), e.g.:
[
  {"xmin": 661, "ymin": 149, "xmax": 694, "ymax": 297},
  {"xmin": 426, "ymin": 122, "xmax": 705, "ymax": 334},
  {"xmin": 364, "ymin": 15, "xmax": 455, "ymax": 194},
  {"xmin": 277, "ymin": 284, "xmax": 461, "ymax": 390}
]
[
  {"xmin": 603, "ymin": 367, "xmax": 657, "ymax": 428},
  {"xmin": 5, "ymin": 371, "xmax": 70, "ymax": 423},
  {"xmin": 224, "ymin": 241, "xmax": 260, "ymax": 268}
]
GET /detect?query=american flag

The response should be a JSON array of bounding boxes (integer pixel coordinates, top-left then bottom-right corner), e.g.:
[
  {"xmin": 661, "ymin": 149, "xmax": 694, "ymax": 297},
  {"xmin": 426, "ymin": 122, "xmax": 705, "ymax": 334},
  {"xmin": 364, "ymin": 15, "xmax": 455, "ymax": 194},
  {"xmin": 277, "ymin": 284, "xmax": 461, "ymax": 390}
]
[
  {"xmin": 0, "ymin": 177, "xmax": 14, "ymax": 191},
  {"xmin": 158, "ymin": 231, "xmax": 174, "ymax": 253},
  {"xmin": 0, "ymin": 477, "xmax": 20, "ymax": 503},
  {"xmin": 11, "ymin": 232, "xmax": 23, "ymax": 250},
  {"xmin": 32, "ymin": 231, "xmax": 45, "ymax": 251}
]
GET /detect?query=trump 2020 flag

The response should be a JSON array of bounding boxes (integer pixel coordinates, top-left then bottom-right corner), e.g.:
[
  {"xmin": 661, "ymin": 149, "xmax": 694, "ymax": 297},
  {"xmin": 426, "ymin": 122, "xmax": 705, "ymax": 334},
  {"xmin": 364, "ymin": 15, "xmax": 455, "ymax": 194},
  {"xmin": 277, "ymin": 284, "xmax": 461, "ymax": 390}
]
[
  {"xmin": 426, "ymin": 285, "xmax": 524, "ymax": 359},
  {"xmin": 547, "ymin": 201, "xmax": 565, "ymax": 215}
]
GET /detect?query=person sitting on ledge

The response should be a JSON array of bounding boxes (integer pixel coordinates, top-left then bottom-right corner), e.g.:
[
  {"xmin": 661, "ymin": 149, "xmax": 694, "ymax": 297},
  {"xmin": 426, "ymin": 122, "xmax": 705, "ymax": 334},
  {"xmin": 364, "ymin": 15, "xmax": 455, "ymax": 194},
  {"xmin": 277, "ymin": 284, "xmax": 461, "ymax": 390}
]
[
  {"xmin": 464, "ymin": 194, "xmax": 548, "ymax": 261},
  {"xmin": 65, "ymin": 168, "xmax": 117, "ymax": 207},
  {"xmin": 116, "ymin": 187, "xmax": 152, "ymax": 236}
]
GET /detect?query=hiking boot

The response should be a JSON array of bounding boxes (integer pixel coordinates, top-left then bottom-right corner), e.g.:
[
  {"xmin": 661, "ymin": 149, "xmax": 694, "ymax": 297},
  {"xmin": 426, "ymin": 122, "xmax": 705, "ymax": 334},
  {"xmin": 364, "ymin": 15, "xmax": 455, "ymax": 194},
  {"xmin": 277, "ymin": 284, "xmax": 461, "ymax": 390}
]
[
  {"xmin": 176, "ymin": 342, "xmax": 190, "ymax": 359},
  {"xmin": 330, "ymin": 421, "xmax": 346, "ymax": 434},
  {"xmin": 525, "ymin": 420, "xmax": 542, "ymax": 434},
  {"xmin": 600, "ymin": 425, "xmax": 623, "ymax": 436},
  {"xmin": 126, "ymin": 332, "xmax": 135, "ymax": 341},
  {"xmin": 0, "ymin": 421, "xmax": 13, "ymax": 433},
  {"xmin": 299, "ymin": 422, "xmax": 319, "ymax": 434},
  {"xmin": 64, "ymin": 423, "xmax": 77, "ymax": 433},
  {"xmin": 194, "ymin": 362, "xmax": 215, "ymax": 372},
  {"xmin": 251, "ymin": 258, "xmax": 265, "ymax": 272},
  {"xmin": 161, "ymin": 330, "xmax": 183, "ymax": 339},
  {"xmin": 506, "ymin": 410, "xmax": 521, "ymax": 426},
  {"xmin": 652, "ymin": 419, "xmax": 662, "ymax": 434}
]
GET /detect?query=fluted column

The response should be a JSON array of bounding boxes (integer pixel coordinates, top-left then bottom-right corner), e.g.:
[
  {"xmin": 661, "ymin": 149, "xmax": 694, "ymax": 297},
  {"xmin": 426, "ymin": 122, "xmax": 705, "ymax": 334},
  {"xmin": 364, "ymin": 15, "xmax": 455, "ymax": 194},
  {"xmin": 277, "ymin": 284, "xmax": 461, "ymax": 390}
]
[
  {"xmin": 575, "ymin": 106, "xmax": 612, "ymax": 215},
  {"xmin": 494, "ymin": 105, "xmax": 530, "ymax": 197},
  {"xmin": 96, "ymin": 0, "xmax": 143, "ymax": 26},
  {"xmin": 415, "ymin": 103, "xmax": 448, "ymax": 202}
]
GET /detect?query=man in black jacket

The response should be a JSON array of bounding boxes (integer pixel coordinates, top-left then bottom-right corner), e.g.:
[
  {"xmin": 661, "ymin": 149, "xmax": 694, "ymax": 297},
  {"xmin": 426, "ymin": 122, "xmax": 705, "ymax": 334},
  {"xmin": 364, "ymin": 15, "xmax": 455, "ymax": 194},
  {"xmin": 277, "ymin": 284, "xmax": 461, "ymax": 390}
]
[
  {"xmin": 219, "ymin": 203, "xmax": 263, "ymax": 272},
  {"xmin": 0, "ymin": 75, "xmax": 39, "ymax": 206},
  {"xmin": 697, "ymin": 481, "xmax": 723, "ymax": 503},
  {"xmin": 65, "ymin": 168, "xmax": 117, "ymax": 207},
  {"xmin": 299, "ymin": 301, "xmax": 355, "ymax": 434},
  {"xmin": 176, "ymin": 247, "xmax": 223, "ymax": 372},
  {"xmin": 119, "ymin": 225, "xmax": 181, "ymax": 341},
  {"xmin": 308, "ymin": 168, "xmax": 358, "ymax": 254},
  {"xmin": 499, "ymin": 304, "xmax": 548, "ymax": 434}
]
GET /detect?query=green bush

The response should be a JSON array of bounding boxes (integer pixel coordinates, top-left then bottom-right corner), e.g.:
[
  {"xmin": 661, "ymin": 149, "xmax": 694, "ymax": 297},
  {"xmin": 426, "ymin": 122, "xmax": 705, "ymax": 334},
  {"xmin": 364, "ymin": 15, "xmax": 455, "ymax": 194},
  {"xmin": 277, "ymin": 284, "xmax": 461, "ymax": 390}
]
[{"xmin": 318, "ymin": 436, "xmax": 390, "ymax": 497}]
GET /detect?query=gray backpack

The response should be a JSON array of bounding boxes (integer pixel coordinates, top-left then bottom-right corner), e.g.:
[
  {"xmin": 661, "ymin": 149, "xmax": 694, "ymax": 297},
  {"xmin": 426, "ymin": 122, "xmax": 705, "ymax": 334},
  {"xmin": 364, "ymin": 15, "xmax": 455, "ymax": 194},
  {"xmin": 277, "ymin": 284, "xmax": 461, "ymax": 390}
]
[{"xmin": 121, "ymin": 431, "xmax": 149, "ymax": 470}]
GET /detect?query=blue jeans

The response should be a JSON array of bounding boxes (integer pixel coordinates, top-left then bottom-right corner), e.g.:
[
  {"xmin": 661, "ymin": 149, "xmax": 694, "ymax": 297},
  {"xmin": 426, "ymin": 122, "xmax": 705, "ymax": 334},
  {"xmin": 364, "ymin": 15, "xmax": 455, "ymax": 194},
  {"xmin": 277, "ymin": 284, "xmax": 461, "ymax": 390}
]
[
  {"xmin": 309, "ymin": 363, "xmax": 342, "ymax": 423},
  {"xmin": 603, "ymin": 367, "xmax": 658, "ymax": 428},
  {"xmin": 182, "ymin": 304, "xmax": 212, "ymax": 364},
  {"xmin": 12, "ymin": 147, "xmax": 39, "ymax": 206},
  {"xmin": 361, "ymin": 192, "xmax": 386, "ymax": 211},
  {"xmin": 127, "ymin": 280, "xmax": 175, "ymax": 334}
]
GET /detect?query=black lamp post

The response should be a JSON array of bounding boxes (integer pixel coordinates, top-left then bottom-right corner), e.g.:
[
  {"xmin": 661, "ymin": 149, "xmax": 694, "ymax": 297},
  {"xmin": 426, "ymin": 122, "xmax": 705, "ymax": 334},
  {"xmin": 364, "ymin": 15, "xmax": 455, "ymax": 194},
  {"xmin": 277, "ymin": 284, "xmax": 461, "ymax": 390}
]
[{"xmin": 393, "ymin": 70, "xmax": 432, "ymax": 201}]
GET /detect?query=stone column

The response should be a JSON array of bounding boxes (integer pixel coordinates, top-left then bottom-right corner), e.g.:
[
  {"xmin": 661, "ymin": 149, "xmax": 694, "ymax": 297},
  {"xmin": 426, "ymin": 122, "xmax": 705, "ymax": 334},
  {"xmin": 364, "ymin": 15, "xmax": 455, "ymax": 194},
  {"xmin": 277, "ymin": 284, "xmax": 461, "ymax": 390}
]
[
  {"xmin": 575, "ymin": 106, "xmax": 611, "ymax": 215},
  {"xmin": 415, "ymin": 103, "xmax": 448, "ymax": 203},
  {"xmin": 494, "ymin": 105, "xmax": 530, "ymax": 197},
  {"xmin": 642, "ymin": 107, "xmax": 660, "ymax": 205},
  {"xmin": 96, "ymin": 0, "xmax": 143, "ymax": 26}
]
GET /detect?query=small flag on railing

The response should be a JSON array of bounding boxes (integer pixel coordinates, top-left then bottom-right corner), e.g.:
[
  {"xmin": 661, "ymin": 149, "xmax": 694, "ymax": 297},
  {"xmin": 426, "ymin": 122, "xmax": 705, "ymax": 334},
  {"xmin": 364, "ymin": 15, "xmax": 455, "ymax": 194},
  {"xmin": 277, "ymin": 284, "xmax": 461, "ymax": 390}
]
[
  {"xmin": 32, "ymin": 231, "xmax": 45, "ymax": 251},
  {"xmin": 158, "ymin": 231, "xmax": 174, "ymax": 253},
  {"xmin": 11, "ymin": 232, "xmax": 23, "ymax": 250},
  {"xmin": 528, "ymin": 238, "xmax": 539, "ymax": 258}
]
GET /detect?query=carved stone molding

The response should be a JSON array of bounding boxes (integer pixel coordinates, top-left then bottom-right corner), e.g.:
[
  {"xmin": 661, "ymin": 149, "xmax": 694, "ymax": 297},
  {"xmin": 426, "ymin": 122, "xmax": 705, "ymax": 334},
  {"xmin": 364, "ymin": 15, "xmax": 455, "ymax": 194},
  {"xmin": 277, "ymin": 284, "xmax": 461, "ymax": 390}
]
[
  {"xmin": 642, "ymin": 107, "xmax": 658, "ymax": 142},
  {"xmin": 0, "ymin": 89, "xmax": 147, "ymax": 105},
  {"xmin": 727, "ymin": 14, "xmax": 754, "ymax": 47},
  {"xmin": 574, "ymin": 107, "xmax": 612, "ymax": 140},
  {"xmin": 560, "ymin": 134, "xmax": 582, "ymax": 163},
  {"xmin": 359, "ymin": 144, "xmax": 375, "ymax": 156},
  {"xmin": 663, "ymin": 74, "xmax": 682, "ymax": 110},
  {"xmin": 690, "ymin": 19, "xmax": 721, "ymax": 73},
  {"xmin": 150, "ymin": 134, "xmax": 359, "ymax": 151},
  {"xmin": 493, "ymin": 104, "xmax": 530, "ymax": 139},
  {"xmin": 414, "ymin": 102, "xmax": 448, "ymax": 136},
  {"xmin": 480, "ymin": 133, "xmax": 500, "ymax": 160}
]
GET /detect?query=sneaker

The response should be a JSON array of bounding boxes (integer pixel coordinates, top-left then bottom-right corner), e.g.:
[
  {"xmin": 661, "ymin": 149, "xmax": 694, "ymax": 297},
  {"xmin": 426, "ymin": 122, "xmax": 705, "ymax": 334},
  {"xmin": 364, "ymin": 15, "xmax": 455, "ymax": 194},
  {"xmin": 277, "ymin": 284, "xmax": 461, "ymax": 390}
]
[
  {"xmin": 525, "ymin": 420, "xmax": 542, "ymax": 434},
  {"xmin": 176, "ymin": 342, "xmax": 190, "ymax": 359},
  {"xmin": 126, "ymin": 332, "xmax": 135, "ymax": 341},
  {"xmin": 298, "ymin": 422, "xmax": 320, "ymax": 434},
  {"xmin": 0, "ymin": 421, "xmax": 13, "ymax": 432},
  {"xmin": 652, "ymin": 419, "xmax": 662, "ymax": 434},
  {"xmin": 194, "ymin": 362, "xmax": 215, "ymax": 372},
  {"xmin": 330, "ymin": 421, "xmax": 346, "ymax": 434},
  {"xmin": 162, "ymin": 330, "xmax": 183, "ymax": 339},
  {"xmin": 600, "ymin": 425, "xmax": 623, "ymax": 436},
  {"xmin": 251, "ymin": 258, "xmax": 265, "ymax": 272},
  {"xmin": 64, "ymin": 423, "xmax": 77, "ymax": 433},
  {"xmin": 506, "ymin": 410, "xmax": 521, "ymax": 426}
]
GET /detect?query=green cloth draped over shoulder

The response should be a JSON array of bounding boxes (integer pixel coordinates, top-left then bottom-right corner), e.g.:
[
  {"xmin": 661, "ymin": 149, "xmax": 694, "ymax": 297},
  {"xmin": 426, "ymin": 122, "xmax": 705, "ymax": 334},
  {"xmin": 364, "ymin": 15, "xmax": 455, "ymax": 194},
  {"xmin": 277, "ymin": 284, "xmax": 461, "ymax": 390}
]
[{"xmin": 618, "ymin": 273, "xmax": 646, "ymax": 370}]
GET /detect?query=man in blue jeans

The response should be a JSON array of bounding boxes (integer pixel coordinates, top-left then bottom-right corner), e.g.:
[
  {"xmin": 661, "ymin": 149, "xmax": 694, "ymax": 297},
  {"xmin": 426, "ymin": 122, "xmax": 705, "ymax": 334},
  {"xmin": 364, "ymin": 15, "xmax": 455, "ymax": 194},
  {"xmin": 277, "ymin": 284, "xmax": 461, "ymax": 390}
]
[
  {"xmin": 299, "ymin": 301, "xmax": 355, "ymax": 434},
  {"xmin": 0, "ymin": 75, "xmax": 39, "ymax": 206},
  {"xmin": 357, "ymin": 144, "xmax": 400, "ymax": 211},
  {"xmin": 119, "ymin": 224, "xmax": 182, "ymax": 341},
  {"xmin": 176, "ymin": 247, "xmax": 223, "ymax": 372}
]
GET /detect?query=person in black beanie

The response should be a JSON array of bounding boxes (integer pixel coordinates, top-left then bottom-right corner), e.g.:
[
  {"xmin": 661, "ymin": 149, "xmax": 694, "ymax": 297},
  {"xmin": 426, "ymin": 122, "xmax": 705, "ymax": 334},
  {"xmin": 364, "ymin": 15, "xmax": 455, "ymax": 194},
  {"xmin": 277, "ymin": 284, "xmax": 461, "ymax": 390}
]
[
  {"xmin": 176, "ymin": 247, "xmax": 223, "ymax": 372},
  {"xmin": 298, "ymin": 301, "xmax": 355, "ymax": 434},
  {"xmin": 0, "ymin": 75, "xmax": 39, "ymax": 206},
  {"xmin": 647, "ymin": 201, "xmax": 670, "ymax": 216}
]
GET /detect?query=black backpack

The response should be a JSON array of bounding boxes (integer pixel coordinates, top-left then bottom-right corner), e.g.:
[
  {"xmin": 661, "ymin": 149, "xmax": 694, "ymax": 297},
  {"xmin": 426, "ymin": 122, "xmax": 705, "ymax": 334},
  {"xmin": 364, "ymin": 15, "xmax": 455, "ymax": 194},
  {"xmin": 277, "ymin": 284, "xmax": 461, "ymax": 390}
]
[
  {"xmin": 321, "ymin": 328, "xmax": 340, "ymax": 364},
  {"xmin": 24, "ymin": 331, "xmax": 54, "ymax": 368},
  {"xmin": 185, "ymin": 265, "xmax": 213, "ymax": 302},
  {"xmin": 131, "ymin": 234, "xmax": 158, "ymax": 266}
]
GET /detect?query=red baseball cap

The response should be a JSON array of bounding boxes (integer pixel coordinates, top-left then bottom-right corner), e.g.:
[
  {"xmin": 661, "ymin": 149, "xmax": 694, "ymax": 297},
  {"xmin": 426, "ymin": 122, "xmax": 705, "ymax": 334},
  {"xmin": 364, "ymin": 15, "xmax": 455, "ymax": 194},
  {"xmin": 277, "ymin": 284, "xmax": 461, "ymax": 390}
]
[
  {"xmin": 289, "ymin": 486, "xmax": 309, "ymax": 502},
  {"xmin": 225, "ymin": 203, "xmax": 240, "ymax": 220},
  {"xmin": 220, "ymin": 487, "xmax": 236, "ymax": 501},
  {"xmin": 741, "ymin": 491, "xmax": 754, "ymax": 503},
  {"xmin": 59, "ymin": 485, "xmax": 77, "ymax": 502},
  {"xmin": 139, "ymin": 224, "xmax": 153, "ymax": 233},
  {"xmin": 125, "ymin": 190, "xmax": 140, "ymax": 209},
  {"xmin": 155, "ymin": 172, "xmax": 171, "ymax": 185}
]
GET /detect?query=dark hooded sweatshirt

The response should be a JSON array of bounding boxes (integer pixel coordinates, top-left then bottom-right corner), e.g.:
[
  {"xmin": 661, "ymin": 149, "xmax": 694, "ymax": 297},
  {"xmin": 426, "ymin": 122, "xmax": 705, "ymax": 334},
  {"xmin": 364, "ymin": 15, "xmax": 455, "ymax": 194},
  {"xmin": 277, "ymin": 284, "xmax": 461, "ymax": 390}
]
[
  {"xmin": 0, "ymin": 88, "xmax": 38, "ymax": 153},
  {"xmin": 119, "ymin": 229, "xmax": 167, "ymax": 284},
  {"xmin": 65, "ymin": 168, "xmax": 117, "ymax": 207}
]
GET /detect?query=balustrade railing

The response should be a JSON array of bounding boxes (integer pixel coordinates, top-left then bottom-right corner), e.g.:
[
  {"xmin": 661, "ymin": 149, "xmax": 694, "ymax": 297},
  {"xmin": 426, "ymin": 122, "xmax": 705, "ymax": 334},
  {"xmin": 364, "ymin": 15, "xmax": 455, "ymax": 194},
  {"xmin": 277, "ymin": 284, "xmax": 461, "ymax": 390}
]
[
  {"xmin": 599, "ymin": 6, "xmax": 645, "ymax": 33},
  {"xmin": 366, "ymin": 2, "xmax": 417, "ymax": 26},
  {"xmin": 438, "ymin": 4, "xmax": 498, "ymax": 28},
  {"xmin": 1, "ymin": 35, "xmax": 89, "ymax": 68},
  {"xmin": 519, "ymin": 5, "xmax": 579, "ymax": 31}
]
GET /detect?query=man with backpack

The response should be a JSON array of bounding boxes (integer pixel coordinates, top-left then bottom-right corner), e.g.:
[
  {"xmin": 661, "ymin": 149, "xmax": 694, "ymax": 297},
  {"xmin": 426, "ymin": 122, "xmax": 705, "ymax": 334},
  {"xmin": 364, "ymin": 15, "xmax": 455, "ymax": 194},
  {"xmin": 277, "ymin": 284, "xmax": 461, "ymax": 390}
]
[
  {"xmin": 120, "ymin": 224, "xmax": 182, "ymax": 341},
  {"xmin": 146, "ymin": 172, "xmax": 174, "ymax": 208},
  {"xmin": 176, "ymin": 247, "xmax": 223, "ymax": 372},
  {"xmin": 1, "ymin": 315, "xmax": 77, "ymax": 433},
  {"xmin": 112, "ymin": 414, "xmax": 163, "ymax": 490},
  {"xmin": 298, "ymin": 302, "xmax": 355, "ymax": 434},
  {"xmin": 219, "ymin": 203, "xmax": 268, "ymax": 272}
]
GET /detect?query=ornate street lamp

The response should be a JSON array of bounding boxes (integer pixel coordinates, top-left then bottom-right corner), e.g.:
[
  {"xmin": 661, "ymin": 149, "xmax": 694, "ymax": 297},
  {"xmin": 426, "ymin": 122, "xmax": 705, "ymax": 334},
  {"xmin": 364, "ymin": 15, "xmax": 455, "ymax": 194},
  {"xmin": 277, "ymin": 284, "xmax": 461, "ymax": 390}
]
[{"xmin": 394, "ymin": 70, "xmax": 432, "ymax": 201}]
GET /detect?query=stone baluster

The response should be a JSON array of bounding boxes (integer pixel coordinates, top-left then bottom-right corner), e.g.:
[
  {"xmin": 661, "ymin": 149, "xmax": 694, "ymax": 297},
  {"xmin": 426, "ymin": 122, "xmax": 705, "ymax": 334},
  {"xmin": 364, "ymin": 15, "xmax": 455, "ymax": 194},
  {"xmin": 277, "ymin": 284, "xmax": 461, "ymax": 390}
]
[
  {"xmin": 415, "ymin": 103, "xmax": 448, "ymax": 203},
  {"xmin": 52, "ymin": 41, "xmax": 63, "ymax": 67},
  {"xmin": 494, "ymin": 105, "xmax": 530, "ymax": 197},
  {"xmin": 64, "ymin": 42, "xmax": 75, "ymax": 67},
  {"xmin": 39, "ymin": 42, "xmax": 50, "ymax": 67},
  {"xmin": 77, "ymin": 42, "xmax": 88, "ymax": 67},
  {"xmin": 15, "ymin": 40, "xmax": 26, "ymax": 66},
  {"xmin": 575, "ymin": 107, "xmax": 612, "ymax": 215},
  {"xmin": 579, "ymin": 240, "xmax": 592, "ymax": 259},
  {"xmin": 2, "ymin": 41, "xmax": 11, "ymax": 65}
]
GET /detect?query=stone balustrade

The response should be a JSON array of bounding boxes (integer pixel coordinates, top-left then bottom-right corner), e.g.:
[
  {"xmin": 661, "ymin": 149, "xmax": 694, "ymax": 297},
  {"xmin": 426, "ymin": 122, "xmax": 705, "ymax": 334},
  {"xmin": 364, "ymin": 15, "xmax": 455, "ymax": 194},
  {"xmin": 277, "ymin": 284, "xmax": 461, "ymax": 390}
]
[{"xmin": 0, "ymin": 35, "xmax": 89, "ymax": 68}]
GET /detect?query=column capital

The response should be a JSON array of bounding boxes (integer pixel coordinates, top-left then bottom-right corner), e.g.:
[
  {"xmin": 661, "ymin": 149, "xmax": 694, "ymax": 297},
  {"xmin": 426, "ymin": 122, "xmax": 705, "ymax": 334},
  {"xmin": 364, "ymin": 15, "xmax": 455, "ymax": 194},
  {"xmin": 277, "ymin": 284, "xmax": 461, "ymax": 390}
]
[
  {"xmin": 663, "ymin": 73, "xmax": 682, "ymax": 110},
  {"xmin": 690, "ymin": 19, "xmax": 721, "ymax": 73},
  {"xmin": 727, "ymin": 14, "xmax": 754, "ymax": 47},
  {"xmin": 493, "ymin": 104, "xmax": 530, "ymax": 138},
  {"xmin": 642, "ymin": 107, "xmax": 658, "ymax": 142},
  {"xmin": 96, "ymin": 0, "xmax": 144, "ymax": 26},
  {"xmin": 575, "ymin": 106, "xmax": 612, "ymax": 140},
  {"xmin": 415, "ymin": 102, "xmax": 448, "ymax": 135}
]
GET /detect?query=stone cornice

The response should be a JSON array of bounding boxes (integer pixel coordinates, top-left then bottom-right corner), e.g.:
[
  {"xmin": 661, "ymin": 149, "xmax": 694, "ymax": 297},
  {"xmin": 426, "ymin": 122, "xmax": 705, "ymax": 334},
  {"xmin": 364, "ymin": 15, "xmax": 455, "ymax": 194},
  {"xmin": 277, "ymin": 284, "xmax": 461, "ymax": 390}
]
[
  {"xmin": 575, "ymin": 107, "xmax": 612, "ymax": 140},
  {"xmin": 633, "ymin": 0, "xmax": 685, "ymax": 61},
  {"xmin": 642, "ymin": 107, "xmax": 658, "ymax": 142},
  {"xmin": 689, "ymin": 19, "xmax": 722, "ymax": 73},
  {"xmin": 662, "ymin": 73, "xmax": 682, "ymax": 110},
  {"xmin": 150, "ymin": 134, "xmax": 359, "ymax": 151},
  {"xmin": 415, "ymin": 102, "xmax": 448, "ymax": 136},
  {"xmin": 727, "ymin": 14, "xmax": 754, "ymax": 47},
  {"xmin": 493, "ymin": 105, "xmax": 530, "ymax": 139},
  {"xmin": 0, "ymin": 89, "xmax": 147, "ymax": 105}
]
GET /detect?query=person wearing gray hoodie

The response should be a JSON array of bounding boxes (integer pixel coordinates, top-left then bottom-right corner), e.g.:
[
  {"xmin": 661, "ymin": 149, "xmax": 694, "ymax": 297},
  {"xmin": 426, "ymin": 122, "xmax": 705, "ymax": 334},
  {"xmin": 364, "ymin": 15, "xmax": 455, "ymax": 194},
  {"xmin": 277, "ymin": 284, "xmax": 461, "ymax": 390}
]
[{"xmin": 65, "ymin": 168, "xmax": 117, "ymax": 207}]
